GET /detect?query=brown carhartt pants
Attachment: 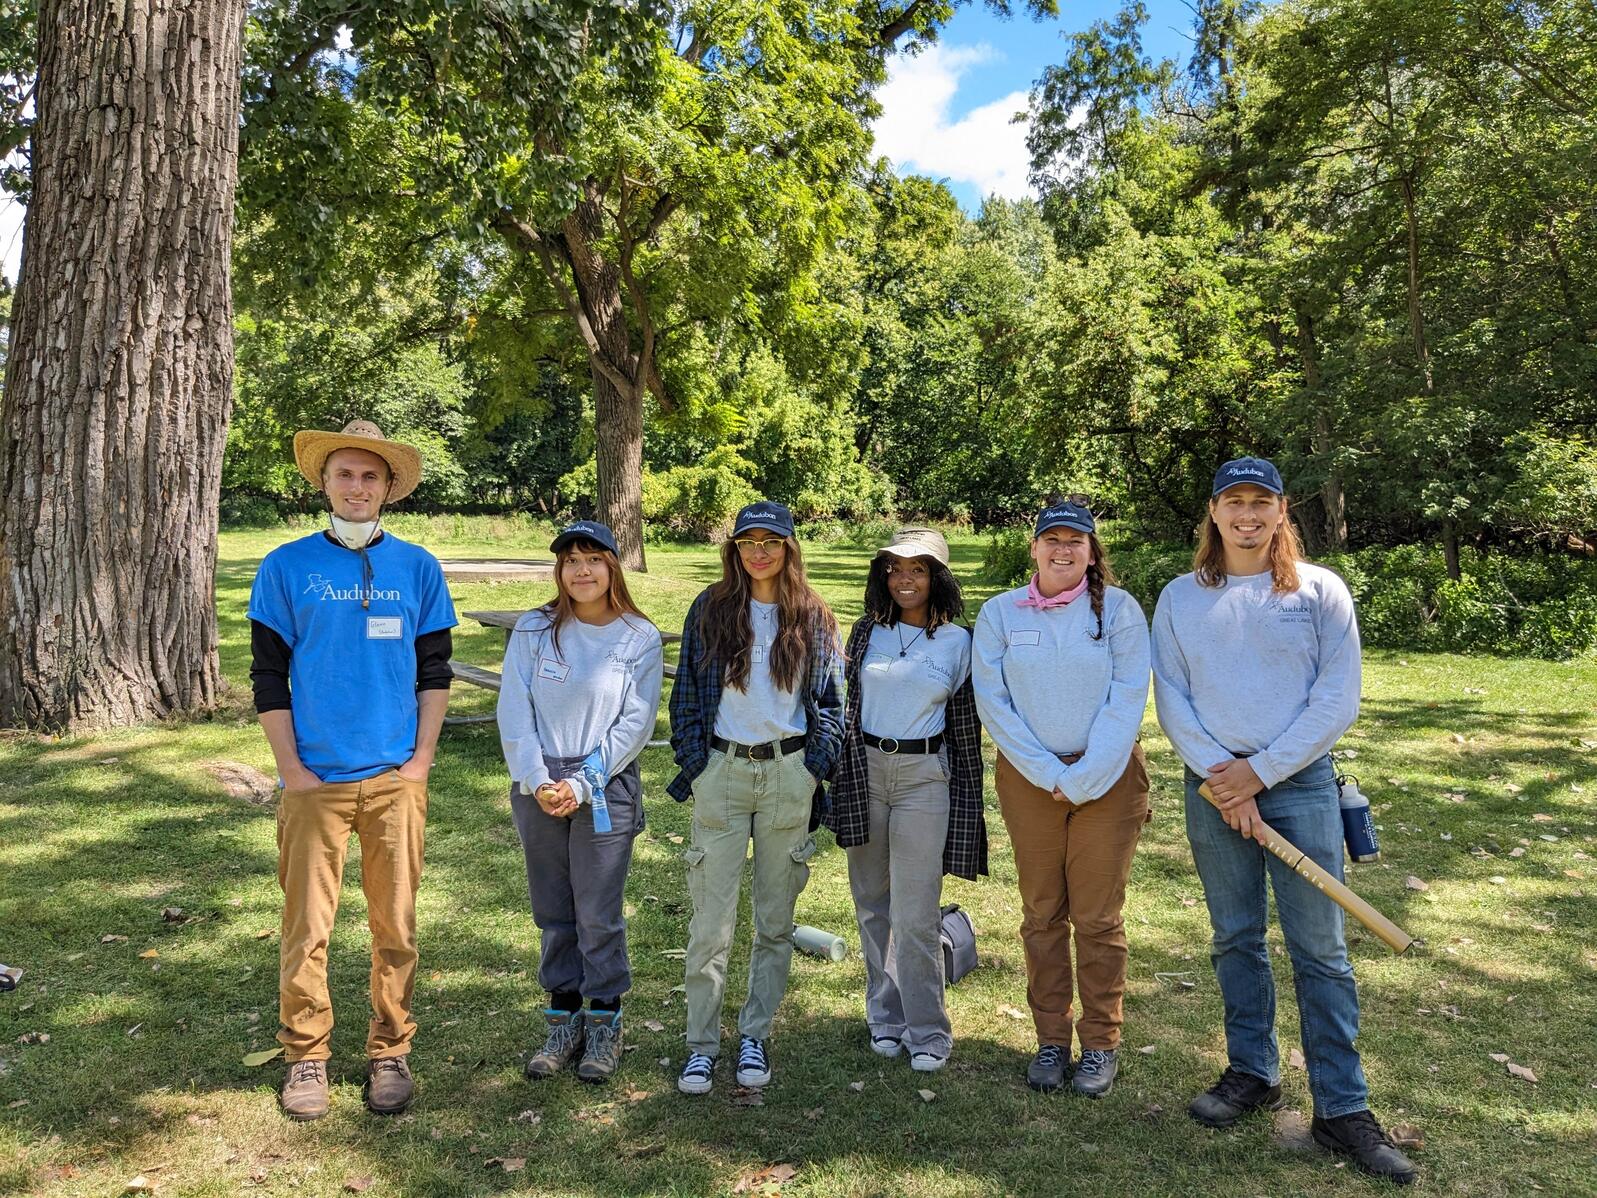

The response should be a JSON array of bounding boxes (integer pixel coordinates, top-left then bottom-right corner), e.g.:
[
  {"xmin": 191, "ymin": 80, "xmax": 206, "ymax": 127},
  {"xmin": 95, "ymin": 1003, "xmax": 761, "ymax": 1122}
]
[
  {"xmin": 996, "ymin": 746, "xmax": 1148, "ymax": 1050},
  {"xmin": 275, "ymin": 770, "xmax": 427, "ymax": 1062}
]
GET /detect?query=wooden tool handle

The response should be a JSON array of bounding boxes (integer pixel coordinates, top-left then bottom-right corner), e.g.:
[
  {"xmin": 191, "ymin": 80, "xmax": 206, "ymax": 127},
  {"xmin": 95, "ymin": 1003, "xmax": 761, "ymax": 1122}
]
[{"xmin": 1198, "ymin": 782, "xmax": 1413, "ymax": 955}]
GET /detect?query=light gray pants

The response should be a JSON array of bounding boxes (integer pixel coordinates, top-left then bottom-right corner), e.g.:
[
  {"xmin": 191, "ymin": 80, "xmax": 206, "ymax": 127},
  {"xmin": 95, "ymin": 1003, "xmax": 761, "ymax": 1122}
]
[
  {"xmin": 845, "ymin": 746, "xmax": 952, "ymax": 1058},
  {"xmin": 683, "ymin": 745, "xmax": 816, "ymax": 1056}
]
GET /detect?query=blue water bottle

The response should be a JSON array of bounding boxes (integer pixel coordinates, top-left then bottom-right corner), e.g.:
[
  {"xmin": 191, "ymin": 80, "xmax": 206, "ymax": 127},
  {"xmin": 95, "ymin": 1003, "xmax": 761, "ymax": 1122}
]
[{"xmin": 1338, "ymin": 774, "xmax": 1380, "ymax": 862}]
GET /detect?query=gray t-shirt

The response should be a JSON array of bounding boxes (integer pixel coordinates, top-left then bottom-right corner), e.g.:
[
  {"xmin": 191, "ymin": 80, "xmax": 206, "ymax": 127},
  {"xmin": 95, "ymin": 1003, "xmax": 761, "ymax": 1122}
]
[
  {"xmin": 713, "ymin": 599, "xmax": 807, "ymax": 745},
  {"xmin": 859, "ymin": 621, "xmax": 971, "ymax": 739},
  {"xmin": 1151, "ymin": 564, "xmax": 1360, "ymax": 790}
]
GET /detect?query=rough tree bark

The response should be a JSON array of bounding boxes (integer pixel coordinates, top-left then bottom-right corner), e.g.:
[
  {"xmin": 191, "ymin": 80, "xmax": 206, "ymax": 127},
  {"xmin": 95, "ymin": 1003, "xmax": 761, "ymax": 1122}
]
[
  {"xmin": 1296, "ymin": 309, "xmax": 1348, "ymax": 552},
  {"xmin": 0, "ymin": 0, "xmax": 245, "ymax": 729}
]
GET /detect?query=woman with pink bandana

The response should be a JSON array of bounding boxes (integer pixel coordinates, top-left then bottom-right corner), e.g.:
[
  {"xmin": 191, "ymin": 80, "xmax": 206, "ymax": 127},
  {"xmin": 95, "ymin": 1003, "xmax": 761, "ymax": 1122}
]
[{"xmin": 971, "ymin": 498, "xmax": 1151, "ymax": 1098}]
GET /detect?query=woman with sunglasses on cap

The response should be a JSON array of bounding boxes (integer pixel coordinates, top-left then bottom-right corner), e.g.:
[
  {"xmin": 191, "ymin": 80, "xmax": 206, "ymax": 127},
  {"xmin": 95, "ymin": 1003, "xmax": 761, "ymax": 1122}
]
[
  {"xmin": 972, "ymin": 498, "xmax": 1151, "ymax": 1098},
  {"xmin": 498, "ymin": 521, "xmax": 664, "ymax": 1085},
  {"xmin": 667, "ymin": 501, "xmax": 844, "ymax": 1096},
  {"xmin": 827, "ymin": 527, "xmax": 986, "ymax": 1074}
]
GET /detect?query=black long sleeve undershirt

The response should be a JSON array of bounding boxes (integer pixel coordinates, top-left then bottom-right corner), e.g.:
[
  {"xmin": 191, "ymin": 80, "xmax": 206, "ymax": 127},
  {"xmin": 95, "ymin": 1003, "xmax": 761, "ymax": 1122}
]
[{"xmin": 251, "ymin": 621, "xmax": 454, "ymax": 714}]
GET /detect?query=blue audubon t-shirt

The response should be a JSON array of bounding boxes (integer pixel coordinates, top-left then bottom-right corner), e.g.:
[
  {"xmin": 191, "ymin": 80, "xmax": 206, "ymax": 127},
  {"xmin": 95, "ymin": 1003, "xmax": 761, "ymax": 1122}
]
[{"xmin": 247, "ymin": 531, "xmax": 458, "ymax": 783}]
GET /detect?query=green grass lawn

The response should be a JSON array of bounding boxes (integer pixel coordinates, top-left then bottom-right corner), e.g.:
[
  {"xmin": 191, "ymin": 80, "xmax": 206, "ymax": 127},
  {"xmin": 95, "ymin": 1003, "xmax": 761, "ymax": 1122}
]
[{"xmin": 3, "ymin": 517, "xmax": 1595, "ymax": 1196}]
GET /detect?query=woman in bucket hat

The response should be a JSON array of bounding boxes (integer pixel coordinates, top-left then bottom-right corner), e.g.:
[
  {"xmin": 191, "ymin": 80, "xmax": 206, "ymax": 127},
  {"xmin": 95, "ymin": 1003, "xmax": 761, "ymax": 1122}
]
[
  {"xmin": 971, "ymin": 498, "xmax": 1151, "ymax": 1098},
  {"xmin": 497, "ymin": 521, "xmax": 664, "ymax": 1085},
  {"xmin": 247, "ymin": 420, "xmax": 456, "ymax": 1120},
  {"xmin": 666, "ymin": 501, "xmax": 845, "ymax": 1096},
  {"xmin": 826, "ymin": 527, "xmax": 986, "ymax": 1073}
]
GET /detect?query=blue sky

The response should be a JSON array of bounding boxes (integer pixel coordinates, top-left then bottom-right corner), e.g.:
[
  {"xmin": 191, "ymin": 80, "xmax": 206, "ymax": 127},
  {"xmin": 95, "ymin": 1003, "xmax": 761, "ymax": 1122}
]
[{"xmin": 873, "ymin": 0, "xmax": 1199, "ymax": 211}]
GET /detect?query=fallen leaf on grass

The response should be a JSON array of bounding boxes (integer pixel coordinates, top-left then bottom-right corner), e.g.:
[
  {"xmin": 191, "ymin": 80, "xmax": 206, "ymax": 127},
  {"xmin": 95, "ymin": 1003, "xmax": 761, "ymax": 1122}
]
[
  {"xmin": 100, "ymin": 934, "xmax": 128, "ymax": 944},
  {"xmin": 641, "ymin": 1019, "xmax": 666, "ymax": 1032},
  {"xmin": 803, "ymin": 1106, "xmax": 825, "ymax": 1119},
  {"xmin": 6, "ymin": 1098, "xmax": 27, "ymax": 1108},
  {"xmin": 847, "ymin": 1081, "xmax": 864, "ymax": 1092},
  {"xmin": 139, "ymin": 949, "xmax": 160, "ymax": 959},
  {"xmin": 184, "ymin": 1113, "xmax": 215, "ymax": 1127},
  {"xmin": 1405, "ymin": 876, "xmax": 1430, "ymax": 892},
  {"xmin": 483, "ymin": 1158, "xmax": 525, "ymax": 1173},
  {"xmin": 1288, "ymin": 1048, "xmax": 1306, "ymax": 1070},
  {"xmin": 1532, "ymin": 813, "xmax": 1556, "ymax": 822},
  {"xmin": 623, "ymin": 1087, "xmax": 650, "ymax": 1103},
  {"xmin": 16, "ymin": 1032, "xmax": 49, "ymax": 1044},
  {"xmin": 124, "ymin": 1177, "xmax": 155, "ymax": 1194},
  {"xmin": 732, "ymin": 1088, "xmax": 765, "ymax": 1107},
  {"xmin": 998, "ymin": 1004, "xmax": 1027, "ymax": 1020},
  {"xmin": 343, "ymin": 1176, "xmax": 374, "ymax": 1193},
  {"xmin": 1271, "ymin": 1109, "xmax": 1315, "ymax": 1152},
  {"xmin": 667, "ymin": 834, "xmax": 684, "ymax": 845},
  {"xmin": 513, "ymin": 1109, "xmax": 541, "ymax": 1125},
  {"xmin": 1504, "ymin": 783, "xmax": 1523, "ymax": 794},
  {"xmin": 1507, "ymin": 1062, "xmax": 1539, "ymax": 1083},
  {"xmin": 1510, "ymin": 847, "xmax": 1526, "ymax": 858},
  {"xmin": 161, "ymin": 907, "xmax": 185, "ymax": 923},
  {"xmin": 917, "ymin": 1089, "xmax": 936, "ymax": 1102},
  {"xmin": 1388, "ymin": 1124, "xmax": 1425, "ymax": 1149},
  {"xmin": 733, "ymin": 1163, "xmax": 798, "ymax": 1194},
  {"xmin": 254, "ymin": 929, "xmax": 276, "ymax": 940},
  {"xmin": 242, "ymin": 1047, "xmax": 284, "ymax": 1067},
  {"xmin": 1136, "ymin": 1044, "xmax": 1156, "ymax": 1055},
  {"xmin": 1489, "ymin": 876, "xmax": 1507, "ymax": 885}
]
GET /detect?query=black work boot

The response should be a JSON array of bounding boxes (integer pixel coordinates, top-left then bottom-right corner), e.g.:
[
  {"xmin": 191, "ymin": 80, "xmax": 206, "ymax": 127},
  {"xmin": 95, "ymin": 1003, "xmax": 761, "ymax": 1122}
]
[
  {"xmin": 1312, "ymin": 1110, "xmax": 1418, "ymax": 1185},
  {"xmin": 1188, "ymin": 1066, "xmax": 1285, "ymax": 1128}
]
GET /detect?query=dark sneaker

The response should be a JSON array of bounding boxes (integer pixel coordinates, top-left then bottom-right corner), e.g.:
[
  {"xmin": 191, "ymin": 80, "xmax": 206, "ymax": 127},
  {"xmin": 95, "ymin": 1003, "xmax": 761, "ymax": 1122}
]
[
  {"xmin": 576, "ymin": 1010, "xmax": 623, "ymax": 1084},
  {"xmin": 365, "ymin": 1055, "xmax": 413, "ymax": 1115},
  {"xmin": 1072, "ymin": 1048, "xmax": 1118, "ymax": 1097},
  {"xmin": 678, "ymin": 1052, "xmax": 715, "ymax": 1096},
  {"xmin": 524, "ymin": 1009, "xmax": 586, "ymax": 1080},
  {"xmin": 1312, "ymin": 1110, "xmax": 1418, "ymax": 1185},
  {"xmin": 735, "ymin": 1036, "xmax": 772, "ymax": 1087},
  {"xmin": 1027, "ymin": 1044, "xmax": 1071, "ymax": 1092},
  {"xmin": 279, "ymin": 1058, "xmax": 329, "ymax": 1121},
  {"xmin": 1188, "ymin": 1066, "xmax": 1284, "ymax": 1128}
]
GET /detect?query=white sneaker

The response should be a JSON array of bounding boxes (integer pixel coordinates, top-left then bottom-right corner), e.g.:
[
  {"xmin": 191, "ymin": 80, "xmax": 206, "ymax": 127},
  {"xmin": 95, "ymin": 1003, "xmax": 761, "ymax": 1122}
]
[
  {"xmin": 677, "ymin": 1052, "xmax": 715, "ymax": 1095},
  {"xmin": 870, "ymin": 1035, "xmax": 903, "ymax": 1058},
  {"xmin": 910, "ymin": 1052, "xmax": 947, "ymax": 1073},
  {"xmin": 735, "ymin": 1036, "xmax": 772, "ymax": 1087}
]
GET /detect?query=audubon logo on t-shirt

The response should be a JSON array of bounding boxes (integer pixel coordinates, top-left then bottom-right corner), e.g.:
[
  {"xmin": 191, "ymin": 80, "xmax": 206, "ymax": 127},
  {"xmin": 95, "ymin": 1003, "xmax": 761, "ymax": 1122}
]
[{"xmin": 304, "ymin": 573, "xmax": 401, "ymax": 602}]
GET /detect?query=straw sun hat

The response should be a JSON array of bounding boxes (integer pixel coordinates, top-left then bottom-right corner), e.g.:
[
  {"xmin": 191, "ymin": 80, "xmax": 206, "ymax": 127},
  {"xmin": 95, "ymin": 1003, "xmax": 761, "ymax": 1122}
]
[{"xmin": 293, "ymin": 420, "xmax": 423, "ymax": 503}]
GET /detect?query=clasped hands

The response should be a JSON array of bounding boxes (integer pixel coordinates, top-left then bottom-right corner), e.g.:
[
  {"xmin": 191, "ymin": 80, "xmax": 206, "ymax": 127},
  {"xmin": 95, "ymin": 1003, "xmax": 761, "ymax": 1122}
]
[
  {"xmin": 534, "ymin": 779, "xmax": 581, "ymax": 818},
  {"xmin": 1205, "ymin": 757, "xmax": 1268, "ymax": 843}
]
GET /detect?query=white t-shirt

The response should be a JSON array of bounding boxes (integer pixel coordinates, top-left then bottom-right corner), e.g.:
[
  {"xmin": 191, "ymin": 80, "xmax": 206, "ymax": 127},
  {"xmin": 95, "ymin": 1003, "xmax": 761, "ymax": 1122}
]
[
  {"xmin": 713, "ymin": 599, "xmax": 807, "ymax": 745},
  {"xmin": 859, "ymin": 621, "xmax": 971, "ymax": 740}
]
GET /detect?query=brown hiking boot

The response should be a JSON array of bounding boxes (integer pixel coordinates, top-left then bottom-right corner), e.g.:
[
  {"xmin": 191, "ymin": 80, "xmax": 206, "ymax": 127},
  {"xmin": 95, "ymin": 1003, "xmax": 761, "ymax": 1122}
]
[
  {"xmin": 524, "ymin": 1009, "xmax": 586, "ymax": 1080},
  {"xmin": 576, "ymin": 1011, "xmax": 623, "ymax": 1084},
  {"xmin": 280, "ymin": 1058, "xmax": 330, "ymax": 1121},
  {"xmin": 365, "ymin": 1055, "xmax": 413, "ymax": 1115}
]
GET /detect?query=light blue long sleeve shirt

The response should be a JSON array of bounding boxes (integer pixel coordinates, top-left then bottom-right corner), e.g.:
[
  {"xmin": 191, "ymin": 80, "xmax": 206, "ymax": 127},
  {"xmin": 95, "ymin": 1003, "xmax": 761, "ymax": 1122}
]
[
  {"xmin": 972, "ymin": 584, "xmax": 1151, "ymax": 803},
  {"xmin": 1150, "ymin": 564, "xmax": 1360, "ymax": 790},
  {"xmin": 497, "ymin": 611, "xmax": 664, "ymax": 795}
]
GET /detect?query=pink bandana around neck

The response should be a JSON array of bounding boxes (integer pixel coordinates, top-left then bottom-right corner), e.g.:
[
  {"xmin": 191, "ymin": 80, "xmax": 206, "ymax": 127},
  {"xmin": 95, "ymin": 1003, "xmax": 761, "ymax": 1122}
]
[{"xmin": 1016, "ymin": 573, "xmax": 1089, "ymax": 610}]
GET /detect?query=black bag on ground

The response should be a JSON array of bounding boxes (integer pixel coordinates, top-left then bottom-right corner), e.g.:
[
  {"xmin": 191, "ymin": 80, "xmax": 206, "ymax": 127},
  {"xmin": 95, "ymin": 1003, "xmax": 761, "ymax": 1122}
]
[{"xmin": 939, "ymin": 904, "xmax": 978, "ymax": 986}]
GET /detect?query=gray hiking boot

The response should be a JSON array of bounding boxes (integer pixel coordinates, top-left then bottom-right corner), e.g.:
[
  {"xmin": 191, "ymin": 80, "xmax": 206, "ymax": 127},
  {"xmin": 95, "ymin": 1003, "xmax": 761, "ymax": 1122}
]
[
  {"xmin": 1071, "ymin": 1048, "xmax": 1118, "ymax": 1097},
  {"xmin": 576, "ymin": 1010, "xmax": 623, "ymax": 1084},
  {"xmin": 365, "ymin": 1054, "xmax": 413, "ymax": 1114},
  {"xmin": 525, "ymin": 1009, "xmax": 586, "ymax": 1080},
  {"xmin": 280, "ymin": 1058, "xmax": 330, "ymax": 1121},
  {"xmin": 1027, "ymin": 1044, "xmax": 1071, "ymax": 1092}
]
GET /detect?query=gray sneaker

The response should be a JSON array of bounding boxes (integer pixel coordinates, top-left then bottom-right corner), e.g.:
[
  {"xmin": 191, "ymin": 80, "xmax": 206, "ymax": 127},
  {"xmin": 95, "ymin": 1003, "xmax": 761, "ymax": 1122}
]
[
  {"xmin": 1027, "ymin": 1044, "xmax": 1071, "ymax": 1092},
  {"xmin": 576, "ymin": 1010, "xmax": 623, "ymax": 1084},
  {"xmin": 1071, "ymin": 1048, "xmax": 1118, "ymax": 1097},
  {"xmin": 524, "ymin": 1009, "xmax": 586, "ymax": 1080}
]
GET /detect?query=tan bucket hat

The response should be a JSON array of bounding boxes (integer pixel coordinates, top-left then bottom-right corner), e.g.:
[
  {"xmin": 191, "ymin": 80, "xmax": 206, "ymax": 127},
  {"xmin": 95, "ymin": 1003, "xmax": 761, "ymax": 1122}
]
[
  {"xmin": 876, "ymin": 526, "xmax": 950, "ymax": 567},
  {"xmin": 293, "ymin": 420, "xmax": 423, "ymax": 503}
]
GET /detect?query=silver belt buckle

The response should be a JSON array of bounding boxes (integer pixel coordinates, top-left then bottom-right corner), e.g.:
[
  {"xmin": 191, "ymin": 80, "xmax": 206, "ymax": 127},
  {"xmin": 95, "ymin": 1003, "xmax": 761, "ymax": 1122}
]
[{"xmin": 879, "ymin": 737, "xmax": 900, "ymax": 755}]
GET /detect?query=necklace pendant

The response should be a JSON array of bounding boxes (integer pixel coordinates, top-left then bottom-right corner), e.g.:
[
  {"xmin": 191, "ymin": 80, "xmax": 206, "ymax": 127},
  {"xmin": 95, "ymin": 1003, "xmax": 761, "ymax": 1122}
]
[{"xmin": 899, "ymin": 649, "xmax": 907, "ymax": 657}]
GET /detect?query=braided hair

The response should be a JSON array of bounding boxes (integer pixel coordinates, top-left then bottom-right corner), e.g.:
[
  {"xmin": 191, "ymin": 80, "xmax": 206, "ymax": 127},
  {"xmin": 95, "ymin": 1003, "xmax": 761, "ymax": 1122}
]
[{"xmin": 1059, "ymin": 493, "xmax": 1116, "ymax": 640}]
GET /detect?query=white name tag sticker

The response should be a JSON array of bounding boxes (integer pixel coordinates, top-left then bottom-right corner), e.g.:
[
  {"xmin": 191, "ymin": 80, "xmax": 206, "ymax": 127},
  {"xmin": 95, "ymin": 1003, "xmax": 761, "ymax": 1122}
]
[
  {"xmin": 1010, "ymin": 629, "xmax": 1042, "ymax": 646},
  {"xmin": 537, "ymin": 657, "xmax": 571, "ymax": 683},
  {"xmin": 366, "ymin": 616, "xmax": 403, "ymax": 640},
  {"xmin": 751, "ymin": 645, "xmax": 766, "ymax": 664}
]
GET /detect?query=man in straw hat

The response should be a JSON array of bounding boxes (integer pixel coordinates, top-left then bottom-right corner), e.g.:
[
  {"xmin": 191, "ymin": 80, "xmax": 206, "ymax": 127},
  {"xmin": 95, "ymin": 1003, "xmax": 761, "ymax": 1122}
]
[{"xmin": 247, "ymin": 420, "xmax": 457, "ymax": 1120}]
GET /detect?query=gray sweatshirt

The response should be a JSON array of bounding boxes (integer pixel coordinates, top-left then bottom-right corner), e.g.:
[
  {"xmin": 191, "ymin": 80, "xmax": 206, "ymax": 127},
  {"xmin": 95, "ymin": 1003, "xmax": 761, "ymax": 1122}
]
[
  {"xmin": 1150, "ymin": 564, "xmax": 1360, "ymax": 790},
  {"xmin": 972, "ymin": 584, "xmax": 1150, "ymax": 803},
  {"xmin": 498, "ymin": 611, "xmax": 665, "ymax": 794}
]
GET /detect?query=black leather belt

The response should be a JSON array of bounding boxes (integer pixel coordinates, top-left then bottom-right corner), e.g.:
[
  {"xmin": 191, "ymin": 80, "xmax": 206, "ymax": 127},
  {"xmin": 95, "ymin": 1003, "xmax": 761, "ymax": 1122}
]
[
  {"xmin": 864, "ymin": 732, "xmax": 944, "ymax": 755},
  {"xmin": 712, "ymin": 734, "xmax": 807, "ymax": 761}
]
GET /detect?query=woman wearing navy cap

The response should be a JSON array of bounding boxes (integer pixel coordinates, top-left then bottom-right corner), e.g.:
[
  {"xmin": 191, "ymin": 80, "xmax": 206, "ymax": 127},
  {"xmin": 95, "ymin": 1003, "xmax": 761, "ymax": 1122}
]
[
  {"xmin": 667, "ymin": 500, "xmax": 844, "ymax": 1096},
  {"xmin": 972, "ymin": 497, "xmax": 1150, "ymax": 1097},
  {"xmin": 498, "ymin": 521, "xmax": 664, "ymax": 1084}
]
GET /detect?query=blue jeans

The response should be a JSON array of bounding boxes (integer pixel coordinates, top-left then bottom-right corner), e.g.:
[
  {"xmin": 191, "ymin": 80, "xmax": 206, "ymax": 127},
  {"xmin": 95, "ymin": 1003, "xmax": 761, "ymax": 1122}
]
[{"xmin": 1184, "ymin": 757, "xmax": 1369, "ymax": 1118}]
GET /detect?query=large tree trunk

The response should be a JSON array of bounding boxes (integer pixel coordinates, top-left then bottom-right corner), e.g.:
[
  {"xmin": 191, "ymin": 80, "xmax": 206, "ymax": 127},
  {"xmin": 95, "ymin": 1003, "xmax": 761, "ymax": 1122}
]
[
  {"xmin": 1297, "ymin": 309, "xmax": 1348, "ymax": 552},
  {"xmin": 0, "ymin": 0, "xmax": 244, "ymax": 730}
]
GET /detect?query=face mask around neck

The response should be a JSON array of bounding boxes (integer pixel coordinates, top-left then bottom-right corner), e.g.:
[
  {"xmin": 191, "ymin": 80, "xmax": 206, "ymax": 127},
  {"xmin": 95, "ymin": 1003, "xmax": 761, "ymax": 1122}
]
[{"xmin": 330, "ymin": 514, "xmax": 381, "ymax": 550}]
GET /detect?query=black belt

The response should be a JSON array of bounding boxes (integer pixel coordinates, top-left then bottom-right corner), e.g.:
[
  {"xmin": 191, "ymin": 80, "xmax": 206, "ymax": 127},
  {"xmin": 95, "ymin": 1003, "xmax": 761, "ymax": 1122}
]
[
  {"xmin": 864, "ymin": 732, "xmax": 944, "ymax": 755},
  {"xmin": 712, "ymin": 734, "xmax": 807, "ymax": 761}
]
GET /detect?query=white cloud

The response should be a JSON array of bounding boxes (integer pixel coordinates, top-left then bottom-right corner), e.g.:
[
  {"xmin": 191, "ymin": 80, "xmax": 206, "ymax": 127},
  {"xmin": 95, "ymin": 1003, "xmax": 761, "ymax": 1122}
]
[{"xmin": 872, "ymin": 43, "xmax": 1034, "ymax": 201}]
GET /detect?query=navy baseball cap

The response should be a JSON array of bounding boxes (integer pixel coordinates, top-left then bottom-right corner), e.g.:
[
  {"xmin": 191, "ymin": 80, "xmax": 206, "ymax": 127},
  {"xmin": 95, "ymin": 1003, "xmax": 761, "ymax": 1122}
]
[
  {"xmin": 1034, "ymin": 500, "xmax": 1096, "ymax": 538},
  {"xmin": 550, "ymin": 520, "xmax": 618, "ymax": 557},
  {"xmin": 732, "ymin": 500, "xmax": 796, "ymax": 540},
  {"xmin": 1212, "ymin": 457, "xmax": 1284, "ymax": 497}
]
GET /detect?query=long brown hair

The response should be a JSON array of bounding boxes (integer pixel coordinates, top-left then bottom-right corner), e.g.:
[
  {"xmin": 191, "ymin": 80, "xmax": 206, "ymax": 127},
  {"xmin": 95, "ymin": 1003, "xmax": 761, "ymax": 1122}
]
[
  {"xmin": 1193, "ymin": 496, "xmax": 1305, "ymax": 593},
  {"xmin": 1082, "ymin": 532, "xmax": 1118, "ymax": 640},
  {"xmin": 699, "ymin": 535, "xmax": 840, "ymax": 692},
  {"xmin": 536, "ymin": 539, "xmax": 652, "ymax": 658}
]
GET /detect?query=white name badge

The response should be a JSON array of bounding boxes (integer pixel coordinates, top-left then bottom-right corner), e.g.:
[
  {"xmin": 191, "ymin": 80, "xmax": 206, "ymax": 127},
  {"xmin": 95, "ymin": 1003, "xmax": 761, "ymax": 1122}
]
[
  {"xmin": 366, "ymin": 616, "xmax": 403, "ymax": 640},
  {"xmin": 538, "ymin": 657, "xmax": 571, "ymax": 683},
  {"xmin": 751, "ymin": 645, "xmax": 766, "ymax": 664},
  {"xmin": 1010, "ymin": 628, "xmax": 1042, "ymax": 646}
]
